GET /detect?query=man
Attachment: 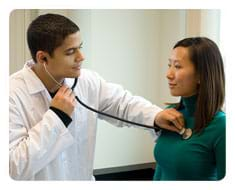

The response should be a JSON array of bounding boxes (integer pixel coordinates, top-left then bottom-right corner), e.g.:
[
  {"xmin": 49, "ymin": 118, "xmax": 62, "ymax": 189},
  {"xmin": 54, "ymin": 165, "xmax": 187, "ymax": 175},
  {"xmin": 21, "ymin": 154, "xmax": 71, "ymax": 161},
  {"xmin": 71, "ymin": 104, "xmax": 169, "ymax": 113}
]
[{"xmin": 9, "ymin": 13, "xmax": 184, "ymax": 180}]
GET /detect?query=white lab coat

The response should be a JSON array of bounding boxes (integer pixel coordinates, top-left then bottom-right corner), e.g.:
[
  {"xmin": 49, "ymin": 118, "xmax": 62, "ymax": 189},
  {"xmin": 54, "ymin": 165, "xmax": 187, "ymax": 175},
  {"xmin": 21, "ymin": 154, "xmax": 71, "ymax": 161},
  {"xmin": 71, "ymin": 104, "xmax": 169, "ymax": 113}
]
[{"xmin": 9, "ymin": 60, "xmax": 161, "ymax": 180}]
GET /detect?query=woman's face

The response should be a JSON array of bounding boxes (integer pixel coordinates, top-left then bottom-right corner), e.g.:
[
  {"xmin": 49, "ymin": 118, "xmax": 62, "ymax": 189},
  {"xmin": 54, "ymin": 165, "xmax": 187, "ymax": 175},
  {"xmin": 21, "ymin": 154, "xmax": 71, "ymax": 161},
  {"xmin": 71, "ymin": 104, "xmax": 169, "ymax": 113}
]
[{"xmin": 166, "ymin": 47, "xmax": 199, "ymax": 97}]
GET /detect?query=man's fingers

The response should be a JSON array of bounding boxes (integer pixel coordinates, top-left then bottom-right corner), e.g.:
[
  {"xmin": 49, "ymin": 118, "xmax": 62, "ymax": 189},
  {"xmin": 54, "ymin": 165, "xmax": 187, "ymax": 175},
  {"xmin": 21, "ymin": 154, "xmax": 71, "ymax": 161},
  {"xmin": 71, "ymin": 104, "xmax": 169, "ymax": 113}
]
[
  {"xmin": 160, "ymin": 123, "xmax": 179, "ymax": 133},
  {"xmin": 58, "ymin": 85, "xmax": 68, "ymax": 93},
  {"xmin": 57, "ymin": 85, "xmax": 73, "ymax": 97},
  {"xmin": 167, "ymin": 108, "xmax": 184, "ymax": 130},
  {"xmin": 51, "ymin": 85, "xmax": 76, "ymax": 116},
  {"xmin": 155, "ymin": 108, "xmax": 185, "ymax": 133},
  {"xmin": 64, "ymin": 87, "xmax": 73, "ymax": 96}
]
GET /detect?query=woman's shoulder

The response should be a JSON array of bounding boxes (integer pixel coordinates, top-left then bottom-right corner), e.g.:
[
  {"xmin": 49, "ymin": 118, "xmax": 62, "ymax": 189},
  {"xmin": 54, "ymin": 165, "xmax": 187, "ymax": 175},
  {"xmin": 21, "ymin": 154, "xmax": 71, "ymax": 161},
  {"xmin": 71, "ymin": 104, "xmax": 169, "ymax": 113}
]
[
  {"xmin": 208, "ymin": 111, "xmax": 226, "ymax": 130},
  {"xmin": 207, "ymin": 111, "xmax": 225, "ymax": 147},
  {"xmin": 213, "ymin": 111, "xmax": 226, "ymax": 124}
]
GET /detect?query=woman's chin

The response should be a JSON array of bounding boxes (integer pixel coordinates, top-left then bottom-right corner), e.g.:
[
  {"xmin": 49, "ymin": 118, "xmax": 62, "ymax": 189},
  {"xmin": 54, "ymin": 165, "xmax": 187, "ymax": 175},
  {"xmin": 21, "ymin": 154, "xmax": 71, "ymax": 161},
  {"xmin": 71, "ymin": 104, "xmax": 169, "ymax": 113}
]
[{"xmin": 170, "ymin": 91, "xmax": 180, "ymax": 97}]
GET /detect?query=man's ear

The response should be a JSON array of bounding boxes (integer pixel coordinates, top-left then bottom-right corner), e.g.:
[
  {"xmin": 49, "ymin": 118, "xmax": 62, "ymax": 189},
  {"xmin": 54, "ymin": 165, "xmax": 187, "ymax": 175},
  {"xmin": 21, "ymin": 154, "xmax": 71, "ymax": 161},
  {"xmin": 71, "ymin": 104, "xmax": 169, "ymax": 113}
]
[{"xmin": 36, "ymin": 51, "xmax": 48, "ymax": 64}]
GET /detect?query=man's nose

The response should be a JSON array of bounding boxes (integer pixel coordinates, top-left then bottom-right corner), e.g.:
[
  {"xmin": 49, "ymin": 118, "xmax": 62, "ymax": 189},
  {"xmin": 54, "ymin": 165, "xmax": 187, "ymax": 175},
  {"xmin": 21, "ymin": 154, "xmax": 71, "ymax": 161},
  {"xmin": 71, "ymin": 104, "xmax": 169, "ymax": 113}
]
[{"xmin": 75, "ymin": 49, "xmax": 85, "ymax": 62}]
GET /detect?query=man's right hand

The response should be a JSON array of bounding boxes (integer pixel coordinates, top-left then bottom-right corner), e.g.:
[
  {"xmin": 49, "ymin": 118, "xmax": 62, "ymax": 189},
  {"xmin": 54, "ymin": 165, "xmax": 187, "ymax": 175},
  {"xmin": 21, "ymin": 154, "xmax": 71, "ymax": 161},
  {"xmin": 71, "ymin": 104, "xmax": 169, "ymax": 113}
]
[
  {"xmin": 154, "ymin": 108, "xmax": 185, "ymax": 133},
  {"xmin": 50, "ymin": 85, "xmax": 76, "ymax": 117}
]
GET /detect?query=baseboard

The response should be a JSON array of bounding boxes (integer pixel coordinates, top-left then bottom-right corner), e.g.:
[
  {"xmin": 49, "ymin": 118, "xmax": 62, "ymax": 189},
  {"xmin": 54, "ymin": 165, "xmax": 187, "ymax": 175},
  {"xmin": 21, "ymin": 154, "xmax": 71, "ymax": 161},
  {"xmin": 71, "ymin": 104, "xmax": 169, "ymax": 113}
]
[{"xmin": 94, "ymin": 162, "xmax": 156, "ymax": 181}]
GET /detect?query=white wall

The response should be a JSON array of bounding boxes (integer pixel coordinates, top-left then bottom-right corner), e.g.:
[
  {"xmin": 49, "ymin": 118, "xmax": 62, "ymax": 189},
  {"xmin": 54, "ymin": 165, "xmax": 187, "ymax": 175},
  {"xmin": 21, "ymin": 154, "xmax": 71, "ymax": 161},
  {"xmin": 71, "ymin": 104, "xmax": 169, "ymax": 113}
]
[
  {"xmin": 9, "ymin": 9, "xmax": 220, "ymax": 170},
  {"xmin": 157, "ymin": 10, "xmax": 187, "ymax": 107},
  {"xmin": 186, "ymin": 10, "xmax": 220, "ymax": 43},
  {"xmin": 9, "ymin": 10, "xmax": 36, "ymax": 74},
  {"xmin": 68, "ymin": 10, "xmax": 189, "ymax": 169},
  {"xmin": 84, "ymin": 10, "xmax": 162, "ymax": 169}
]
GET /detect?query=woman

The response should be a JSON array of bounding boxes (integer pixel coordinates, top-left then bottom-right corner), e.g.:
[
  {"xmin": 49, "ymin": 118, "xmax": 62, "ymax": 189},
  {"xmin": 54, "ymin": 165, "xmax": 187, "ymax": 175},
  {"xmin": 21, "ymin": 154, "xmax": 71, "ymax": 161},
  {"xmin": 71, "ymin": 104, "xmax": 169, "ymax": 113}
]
[{"xmin": 153, "ymin": 37, "xmax": 225, "ymax": 180}]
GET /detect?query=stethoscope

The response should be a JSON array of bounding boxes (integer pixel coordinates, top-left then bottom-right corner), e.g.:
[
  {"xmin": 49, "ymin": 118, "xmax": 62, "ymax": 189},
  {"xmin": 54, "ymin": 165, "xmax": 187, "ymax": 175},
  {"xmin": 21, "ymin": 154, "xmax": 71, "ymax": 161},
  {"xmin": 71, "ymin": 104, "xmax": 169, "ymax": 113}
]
[
  {"xmin": 71, "ymin": 77, "xmax": 192, "ymax": 140},
  {"xmin": 44, "ymin": 63, "xmax": 192, "ymax": 139}
]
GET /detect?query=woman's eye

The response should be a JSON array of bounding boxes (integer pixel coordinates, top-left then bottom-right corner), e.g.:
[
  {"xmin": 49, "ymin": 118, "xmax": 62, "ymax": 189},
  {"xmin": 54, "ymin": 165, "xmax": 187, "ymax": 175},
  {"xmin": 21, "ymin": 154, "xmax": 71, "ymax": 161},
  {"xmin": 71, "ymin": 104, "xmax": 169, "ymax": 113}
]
[{"xmin": 175, "ymin": 65, "xmax": 181, "ymax": 69}]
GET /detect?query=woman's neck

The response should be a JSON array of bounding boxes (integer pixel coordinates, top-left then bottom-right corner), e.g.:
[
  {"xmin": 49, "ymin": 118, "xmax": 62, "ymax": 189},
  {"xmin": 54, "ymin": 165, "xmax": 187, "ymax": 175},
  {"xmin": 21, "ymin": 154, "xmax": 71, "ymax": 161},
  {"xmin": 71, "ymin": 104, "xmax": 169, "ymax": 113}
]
[{"xmin": 181, "ymin": 94, "xmax": 197, "ymax": 116}]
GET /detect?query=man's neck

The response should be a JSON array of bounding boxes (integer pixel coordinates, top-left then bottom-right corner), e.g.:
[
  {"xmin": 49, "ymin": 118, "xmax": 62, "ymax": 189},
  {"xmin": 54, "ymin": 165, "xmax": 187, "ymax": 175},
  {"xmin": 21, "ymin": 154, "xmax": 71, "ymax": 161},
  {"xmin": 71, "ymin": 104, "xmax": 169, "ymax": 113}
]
[{"xmin": 31, "ymin": 64, "xmax": 63, "ymax": 93}]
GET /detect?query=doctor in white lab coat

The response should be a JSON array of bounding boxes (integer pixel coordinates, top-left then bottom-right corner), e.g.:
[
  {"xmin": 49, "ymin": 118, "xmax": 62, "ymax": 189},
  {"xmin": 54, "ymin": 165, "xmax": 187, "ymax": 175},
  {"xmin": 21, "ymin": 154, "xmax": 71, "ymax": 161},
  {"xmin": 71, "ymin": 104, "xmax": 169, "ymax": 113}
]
[{"xmin": 9, "ymin": 13, "xmax": 184, "ymax": 180}]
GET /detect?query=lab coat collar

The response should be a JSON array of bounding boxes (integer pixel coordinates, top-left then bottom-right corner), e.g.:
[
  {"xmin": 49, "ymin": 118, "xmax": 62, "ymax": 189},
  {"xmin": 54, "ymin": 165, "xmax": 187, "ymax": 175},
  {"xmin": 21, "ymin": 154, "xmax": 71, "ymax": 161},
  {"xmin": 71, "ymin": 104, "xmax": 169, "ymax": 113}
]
[
  {"xmin": 23, "ymin": 60, "xmax": 76, "ymax": 95},
  {"xmin": 23, "ymin": 60, "xmax": 47, "ymax": 95}
]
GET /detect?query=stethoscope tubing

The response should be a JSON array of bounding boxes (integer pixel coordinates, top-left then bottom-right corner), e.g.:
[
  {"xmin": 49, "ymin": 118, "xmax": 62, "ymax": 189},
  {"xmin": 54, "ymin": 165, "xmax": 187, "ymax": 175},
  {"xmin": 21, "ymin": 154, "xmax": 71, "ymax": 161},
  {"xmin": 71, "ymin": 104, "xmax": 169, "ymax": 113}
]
[
  {"xmin": 74, "ymin": 95, "xmax": 161, "ymax": 131},
  {"xmin": 71, "ymin": 78, "xmax": 192, "ymax": 139},
  {"xmin": 72, "ymin": 78, "xmax": 161, "ymax": 131}
]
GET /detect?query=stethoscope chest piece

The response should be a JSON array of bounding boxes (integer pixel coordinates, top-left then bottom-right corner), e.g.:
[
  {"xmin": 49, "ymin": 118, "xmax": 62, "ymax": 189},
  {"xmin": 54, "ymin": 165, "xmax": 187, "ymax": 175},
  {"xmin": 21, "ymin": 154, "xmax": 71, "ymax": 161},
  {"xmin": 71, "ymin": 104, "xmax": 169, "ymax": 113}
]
[
  {"xmin": 182, "ymin": 128, "xmax": 193, "ymax": 140},
  {"xmin": 71, "ymin": 78, "xmax": 193, "ymax": 139}
]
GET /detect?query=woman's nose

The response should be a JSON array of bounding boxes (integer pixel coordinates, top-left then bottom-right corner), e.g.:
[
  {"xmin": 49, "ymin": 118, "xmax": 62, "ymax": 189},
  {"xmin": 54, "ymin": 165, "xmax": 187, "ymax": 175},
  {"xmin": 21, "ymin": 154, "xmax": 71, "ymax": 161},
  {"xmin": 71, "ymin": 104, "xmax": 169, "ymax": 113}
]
[{"xmin": 166, "ymin": 68, "xmax": 174, "ymax": 80}]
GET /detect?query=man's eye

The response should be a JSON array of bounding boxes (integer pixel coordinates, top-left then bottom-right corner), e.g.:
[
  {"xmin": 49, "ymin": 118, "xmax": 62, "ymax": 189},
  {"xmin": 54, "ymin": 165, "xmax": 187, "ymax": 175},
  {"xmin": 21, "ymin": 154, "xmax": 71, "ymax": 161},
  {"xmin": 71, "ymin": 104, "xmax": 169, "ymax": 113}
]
[{"xmin": 66, "ymin": 49, "xmax": 75, "ymax": 55}]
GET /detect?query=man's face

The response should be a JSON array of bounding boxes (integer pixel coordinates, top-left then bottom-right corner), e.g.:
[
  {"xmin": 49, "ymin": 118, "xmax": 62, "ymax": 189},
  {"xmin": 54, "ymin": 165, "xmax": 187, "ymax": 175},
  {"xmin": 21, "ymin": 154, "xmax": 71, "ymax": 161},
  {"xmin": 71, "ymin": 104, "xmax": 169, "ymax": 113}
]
[{"xmin": 46, "ymin": 31, "xmax": 84, "ymax": 81}]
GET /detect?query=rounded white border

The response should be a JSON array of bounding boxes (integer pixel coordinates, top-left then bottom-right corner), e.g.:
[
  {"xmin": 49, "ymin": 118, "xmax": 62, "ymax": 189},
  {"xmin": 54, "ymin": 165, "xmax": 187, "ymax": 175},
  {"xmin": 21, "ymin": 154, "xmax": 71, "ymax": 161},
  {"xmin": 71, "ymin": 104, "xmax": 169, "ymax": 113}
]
[{"xmin": 1, "ymin": 1, "xmax": 234, "ymax": 190}]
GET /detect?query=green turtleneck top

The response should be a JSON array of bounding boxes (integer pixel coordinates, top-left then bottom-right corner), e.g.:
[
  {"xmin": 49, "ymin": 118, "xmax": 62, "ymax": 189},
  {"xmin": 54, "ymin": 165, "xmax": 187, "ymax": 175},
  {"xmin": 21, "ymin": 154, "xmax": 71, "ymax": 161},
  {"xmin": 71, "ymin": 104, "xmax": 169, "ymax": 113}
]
[{"xmin": 153, "ymin": 95, "xmax": 225, "ymax": 180}]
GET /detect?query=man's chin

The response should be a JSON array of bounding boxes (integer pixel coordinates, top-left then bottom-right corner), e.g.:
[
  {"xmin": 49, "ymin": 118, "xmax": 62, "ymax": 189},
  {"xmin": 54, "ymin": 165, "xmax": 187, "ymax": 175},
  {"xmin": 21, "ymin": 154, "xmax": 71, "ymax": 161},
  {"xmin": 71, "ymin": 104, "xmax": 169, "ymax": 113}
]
[{"xmin": 67, "ymin": 71, "xmax": 81, "ymax": 78}]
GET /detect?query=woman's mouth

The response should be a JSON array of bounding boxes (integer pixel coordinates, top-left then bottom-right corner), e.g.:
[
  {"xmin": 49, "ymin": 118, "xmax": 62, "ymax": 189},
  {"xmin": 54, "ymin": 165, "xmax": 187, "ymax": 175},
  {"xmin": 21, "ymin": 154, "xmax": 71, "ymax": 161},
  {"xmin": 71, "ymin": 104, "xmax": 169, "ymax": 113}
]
[{"xmin": 168, "ymin": 83, "xmax": 177, "ymax": 88}]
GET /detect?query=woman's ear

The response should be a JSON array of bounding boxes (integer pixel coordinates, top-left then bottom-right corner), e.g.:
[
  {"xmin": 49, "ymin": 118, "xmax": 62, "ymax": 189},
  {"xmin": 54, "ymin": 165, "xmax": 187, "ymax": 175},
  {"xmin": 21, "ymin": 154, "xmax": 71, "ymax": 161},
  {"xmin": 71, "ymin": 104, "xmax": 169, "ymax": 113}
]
[{"xmin": 197, "ymin": 74, "xmax": 200, "ymax": 84}]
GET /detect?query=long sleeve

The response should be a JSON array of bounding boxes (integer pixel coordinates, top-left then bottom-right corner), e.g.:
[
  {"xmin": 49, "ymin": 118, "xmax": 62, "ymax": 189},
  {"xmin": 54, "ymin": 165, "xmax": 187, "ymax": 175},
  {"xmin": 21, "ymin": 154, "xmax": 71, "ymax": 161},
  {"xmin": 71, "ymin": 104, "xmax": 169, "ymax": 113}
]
[
  {"xmin": 97, "ymin": 76, "xmax": 162, "ymax": 128},
  {"xmin": 153, "ymin": 164, "xmax": 162, "ymax": 180},
  {"xmin": 214, "ymin": 116, "xmax": 226, "ymax": 180},
  {"xmin": 9, "ymin": 97, "xmax": 75, "ymax": 180}
]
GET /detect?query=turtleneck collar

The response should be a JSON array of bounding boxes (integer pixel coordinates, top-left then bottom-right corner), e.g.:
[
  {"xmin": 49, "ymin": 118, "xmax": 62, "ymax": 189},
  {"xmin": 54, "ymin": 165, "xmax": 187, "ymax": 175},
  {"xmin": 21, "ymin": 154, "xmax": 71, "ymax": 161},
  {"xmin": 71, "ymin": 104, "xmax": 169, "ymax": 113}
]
[{"xmin": 180, "ymin": 94, "xmax": 197, "ymax": 116}]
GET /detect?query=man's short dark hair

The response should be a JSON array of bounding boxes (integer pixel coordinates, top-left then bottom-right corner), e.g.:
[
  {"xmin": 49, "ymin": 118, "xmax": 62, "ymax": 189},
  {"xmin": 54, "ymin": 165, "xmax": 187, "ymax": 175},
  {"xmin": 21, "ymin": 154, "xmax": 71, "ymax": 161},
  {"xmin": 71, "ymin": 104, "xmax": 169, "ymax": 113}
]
[{"xmin": 27, "ymin": 13, "xmax": 80, "ymax": 62}]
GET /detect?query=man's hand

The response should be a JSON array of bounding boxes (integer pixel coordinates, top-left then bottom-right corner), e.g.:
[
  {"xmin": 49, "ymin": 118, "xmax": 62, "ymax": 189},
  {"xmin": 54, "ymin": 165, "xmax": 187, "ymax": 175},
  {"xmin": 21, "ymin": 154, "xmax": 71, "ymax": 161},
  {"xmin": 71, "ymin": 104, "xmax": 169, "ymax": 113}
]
[
  {"xmin": 154, "ymin": 108, "xmax": 184, "ymax": 133},
  {"xmin": 50, "ymin": 85, "xmax": 76, "ymax": 117}
]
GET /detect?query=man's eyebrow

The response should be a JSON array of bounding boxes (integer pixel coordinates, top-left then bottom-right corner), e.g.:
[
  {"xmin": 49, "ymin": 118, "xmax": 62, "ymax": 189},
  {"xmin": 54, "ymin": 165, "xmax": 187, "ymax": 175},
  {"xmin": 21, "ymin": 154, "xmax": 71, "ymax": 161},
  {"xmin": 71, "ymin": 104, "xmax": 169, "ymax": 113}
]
[
  {"xmin": 64, "ymin": 47, "xmax": 77, "ymax": 52},
  {"xmin": 64, "ymin": 42, "xmax": 83, "ymax": 52}
]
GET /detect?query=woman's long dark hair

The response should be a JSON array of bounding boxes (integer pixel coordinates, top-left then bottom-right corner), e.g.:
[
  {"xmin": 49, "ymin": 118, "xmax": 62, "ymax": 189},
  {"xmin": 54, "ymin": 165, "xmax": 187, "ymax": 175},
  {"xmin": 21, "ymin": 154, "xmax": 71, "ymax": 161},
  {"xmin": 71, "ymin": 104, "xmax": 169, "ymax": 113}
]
[{"xmin": 173, "ymin": 37, "xmax": 225, "ymax": 133}]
